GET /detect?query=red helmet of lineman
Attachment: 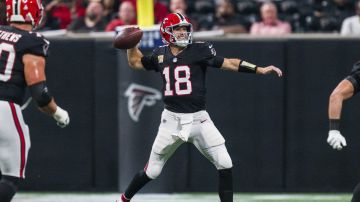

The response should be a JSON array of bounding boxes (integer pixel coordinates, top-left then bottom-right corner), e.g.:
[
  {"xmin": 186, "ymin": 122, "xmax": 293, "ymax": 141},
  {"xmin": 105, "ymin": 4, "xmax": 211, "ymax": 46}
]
[
  {"xmin": 160, "ymin": 13, "xmax": 193, "ymax": 47},
  {"xmin": 6, "ymin": 0, "xmax": 44, "ymax": 27}
]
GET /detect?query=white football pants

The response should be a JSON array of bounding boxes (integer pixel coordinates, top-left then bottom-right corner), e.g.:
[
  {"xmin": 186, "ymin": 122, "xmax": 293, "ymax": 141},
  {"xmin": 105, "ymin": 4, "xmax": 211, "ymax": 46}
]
[
  {"xmin": 145, "ymin": 109, "xmax": 233, "ymax": 179},
  {"xmin": 0, "ymin": 101, "xmax": 30, "ymax": 179}
]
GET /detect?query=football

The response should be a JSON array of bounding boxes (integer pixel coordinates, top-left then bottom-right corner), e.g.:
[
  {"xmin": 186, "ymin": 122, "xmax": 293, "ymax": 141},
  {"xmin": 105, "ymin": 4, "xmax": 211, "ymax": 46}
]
[{"xmin": 113, "ymin": 27, "xmax": 143, "ymax": 49}]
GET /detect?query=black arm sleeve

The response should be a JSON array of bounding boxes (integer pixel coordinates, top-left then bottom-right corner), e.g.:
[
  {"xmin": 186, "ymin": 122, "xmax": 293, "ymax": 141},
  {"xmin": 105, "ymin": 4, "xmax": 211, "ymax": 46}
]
[{"xmin": 29, "ymin": 81, "xmax": 53, "ymax": 107}]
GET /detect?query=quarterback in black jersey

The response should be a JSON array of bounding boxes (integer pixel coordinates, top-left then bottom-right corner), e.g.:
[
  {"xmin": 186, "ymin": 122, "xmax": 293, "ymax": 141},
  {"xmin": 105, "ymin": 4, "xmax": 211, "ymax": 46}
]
[
  {"xmin": 327, "ymin": 61, "xmax": 360, "ymax": 202},
  {"xmin": 117, "ymin": 13, "xmax": 282, "ymax": 202},
  {"xmin": 0, "ymin": 1, "xmax": 69, "ymax": 201}
]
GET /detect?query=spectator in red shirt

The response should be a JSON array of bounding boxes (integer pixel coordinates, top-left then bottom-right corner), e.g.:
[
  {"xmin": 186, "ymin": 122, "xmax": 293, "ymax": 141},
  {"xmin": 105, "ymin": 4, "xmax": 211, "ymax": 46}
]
[
  {"xmin": 43, "ymin": 0, "xmax": 72, "ymax": 30},
  {"xmin": 154, "ymin": 0, "xmax": 168, "ymax": 23},
  {"xmin": 70, "ymin": 0, "xmax": 86, "ymax": 19},
  {"xmin": 105, "ymin": 1, "xmax": 136, "ymax": 31}
]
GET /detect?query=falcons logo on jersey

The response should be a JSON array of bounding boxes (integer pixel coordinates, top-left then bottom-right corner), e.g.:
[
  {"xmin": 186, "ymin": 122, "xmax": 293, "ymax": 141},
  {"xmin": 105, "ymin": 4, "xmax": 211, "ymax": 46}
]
[{"xmin": 125, "ymin": 83, "xmax": 162, "ymax": 122}]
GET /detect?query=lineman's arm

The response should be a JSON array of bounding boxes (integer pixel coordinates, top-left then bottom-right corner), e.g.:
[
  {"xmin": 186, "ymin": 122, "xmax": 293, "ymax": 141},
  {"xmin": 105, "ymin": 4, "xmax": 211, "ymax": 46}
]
[
  {"xmin": 23, "ymin": 54, "xmax": 69, "ymax": 127},
  {"xmin": 220, "ymin": 58, "xmax": 283, "ymax": 77},
  {"xmin": 127, "ymin": 46, "xmax": 145, "ymax": 70},
  {"xmin": 327, "ymin": 79, "xmax": 354, "ymax": 150},
  {"xmin": 329, "ymin": 79, "xmax": 354, "ymax": 119}
]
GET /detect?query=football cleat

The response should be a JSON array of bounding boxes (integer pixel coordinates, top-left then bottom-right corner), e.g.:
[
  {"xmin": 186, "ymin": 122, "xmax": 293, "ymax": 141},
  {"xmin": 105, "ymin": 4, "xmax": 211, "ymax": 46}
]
[{"xmin": 116, "ymin": 194, "xmax": 130, "ymax": 202}]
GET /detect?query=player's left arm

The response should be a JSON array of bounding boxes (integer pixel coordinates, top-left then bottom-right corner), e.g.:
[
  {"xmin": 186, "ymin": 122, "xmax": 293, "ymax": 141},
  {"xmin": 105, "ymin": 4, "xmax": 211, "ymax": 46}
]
[
  {"xmin": 327, "ymin": 79, "xmax": 354, "ymax": 150},
  {"xmin": 23, "ymin": 54, "xmax": 70, "ymax": 128},
  {"xmin": 221, "ymin": 58, "xmax": 283, "ymax": 77}
]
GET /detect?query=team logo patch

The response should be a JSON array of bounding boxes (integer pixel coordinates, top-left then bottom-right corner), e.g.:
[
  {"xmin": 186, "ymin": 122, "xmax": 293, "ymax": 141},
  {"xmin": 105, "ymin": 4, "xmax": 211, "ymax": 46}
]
[
  {"xmin": 158, "ymin": 55, "xmax": 164, "ymax": 63},
  {"xmin": 125, "ymin": 83, "xmax": 162, "ymax": 122}
]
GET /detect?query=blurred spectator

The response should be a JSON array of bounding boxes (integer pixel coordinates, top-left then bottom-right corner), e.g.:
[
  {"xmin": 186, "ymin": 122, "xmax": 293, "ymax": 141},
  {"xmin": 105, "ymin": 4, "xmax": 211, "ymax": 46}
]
[
  {"xmin": 302, "ymin": 0, "xmax": 354, "ymax": 32},
  {"xmin": 120, "ymin": 0, "xmax": 168, "ymax": 24},
  {"xmin": 341, "ymin": 0, "xmax": 360, "ymax": 35},
  {"xmin": 169, "ymin": 0, "xmax": 198, "ymax": 30},
  {"xmin": 250, "ymin": 1, "xmax": 292, "ymax": 35},
  {"xmin": 170, "ymin": 0, "xmax": 188, "ymax": 14},
  {"xmin": 0, "ymin": 1, "xmax": 6, "ymax": 25},
  {"xmin": 235, "ymin": 0, "xmax": 259, "ymax": 29},
  {"xmin": 279, "ymin": 0, "xmax": 304, "ymax": 32},
  {"xmin": 324, "ymin": 0, "xmax": 354, "ymax": 31},
  {"xmin": 71, "ymin": 0, "xmax": 87, "ymax": 19},
  {"xmin": 103, "ymin": 0, "xmax": 116, "ymax": 22},
  {"xmin": 154, "ymin": 0, "xmax": 169, "ymax": 23},
  {"xmin": 191, "ymin": 0, "xmax": 216, "ymax": 31},
  {"xmin": 212, "ymin": 0, "xmax": 247, "ymax": 33},
  {"xmin": 105, "ymin": 1, "xmax": 137, "ymax": 31},
  {"xmin": 42, "ymin": 0, "xmax": 72, "ymax": 30},
  {"xmin": 330, "ymin": 0, "xmax": 354, "ymax": 21},
  {"xmin": 67, "ymin": 1, "xmax": 107, "ymax": 32}
]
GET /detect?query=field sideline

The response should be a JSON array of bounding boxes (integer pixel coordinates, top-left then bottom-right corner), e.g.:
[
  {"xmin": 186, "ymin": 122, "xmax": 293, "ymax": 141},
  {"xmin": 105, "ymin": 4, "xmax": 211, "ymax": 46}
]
[{"xmin": 13, "ymin": 192, "xmax": 352, "ymax": 202}]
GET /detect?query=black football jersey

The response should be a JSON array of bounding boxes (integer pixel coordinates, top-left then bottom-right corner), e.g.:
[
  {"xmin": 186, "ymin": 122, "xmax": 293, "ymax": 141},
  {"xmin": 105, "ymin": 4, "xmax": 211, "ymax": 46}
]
[
  {"xmin": 141, "ymin": 41, "xmax": 224, "ymax": 113},
  {"xmin": 346, "ymin": 60, "xmax": 360, "ymax": 94},
  {"xmin": 0, "ymin": 25, "xmax": 49, "ymax": 105}
]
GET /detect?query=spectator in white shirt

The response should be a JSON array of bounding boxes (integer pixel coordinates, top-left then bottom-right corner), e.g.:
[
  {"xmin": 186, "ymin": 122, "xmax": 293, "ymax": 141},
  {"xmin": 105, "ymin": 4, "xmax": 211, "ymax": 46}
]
[{"xmin": 340, "ymin": 0, "xmax": 360, "ymax": 35}]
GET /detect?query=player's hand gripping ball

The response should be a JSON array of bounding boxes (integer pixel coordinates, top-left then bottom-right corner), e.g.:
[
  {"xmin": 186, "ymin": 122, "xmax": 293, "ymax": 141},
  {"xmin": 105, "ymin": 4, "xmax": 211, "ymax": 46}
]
[{"xmin": 113, "ymin": 27, "xmax": 143, "ymax": 49}]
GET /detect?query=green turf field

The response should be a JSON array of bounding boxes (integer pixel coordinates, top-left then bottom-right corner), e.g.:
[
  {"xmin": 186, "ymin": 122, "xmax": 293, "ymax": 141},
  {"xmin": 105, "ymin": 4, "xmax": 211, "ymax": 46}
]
[{"xmin": 13, "ymin": 192, "xmax": 352, "ymax": 202}]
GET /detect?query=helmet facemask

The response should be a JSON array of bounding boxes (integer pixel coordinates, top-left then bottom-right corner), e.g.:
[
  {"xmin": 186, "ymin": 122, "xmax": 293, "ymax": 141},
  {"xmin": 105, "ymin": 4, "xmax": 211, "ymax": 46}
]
[{"xmin": 165, "ymin": 23, "xmax": 193, "ymax": 47}]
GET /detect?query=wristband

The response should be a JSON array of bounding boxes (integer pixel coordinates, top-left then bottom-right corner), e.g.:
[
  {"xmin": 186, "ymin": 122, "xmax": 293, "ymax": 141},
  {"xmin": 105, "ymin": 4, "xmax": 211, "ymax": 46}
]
[
  {"xmin": 238, "ymin": 60, "xmax": 257, "ymax": 73},
  {"xmin": 329, "ymin": 119, "xmax": 340, "ymax": 130}
]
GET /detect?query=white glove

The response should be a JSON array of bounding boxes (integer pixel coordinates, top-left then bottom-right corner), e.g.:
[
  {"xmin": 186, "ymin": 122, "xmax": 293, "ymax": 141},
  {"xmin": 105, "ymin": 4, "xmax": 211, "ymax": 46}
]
[
  {"xmin": 327, "ymin": 130, "xmax": 347, "ymax": 150},
  {"xmin": 52, "ymin": 106, "xmax": 70, "ymax": 128}
]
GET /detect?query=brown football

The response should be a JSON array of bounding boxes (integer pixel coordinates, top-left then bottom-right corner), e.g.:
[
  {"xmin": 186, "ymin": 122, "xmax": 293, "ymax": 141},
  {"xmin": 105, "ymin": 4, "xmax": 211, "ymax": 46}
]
[{"xmin": 113, "ymin": 27, "xmax": 143, "ymax": 49}]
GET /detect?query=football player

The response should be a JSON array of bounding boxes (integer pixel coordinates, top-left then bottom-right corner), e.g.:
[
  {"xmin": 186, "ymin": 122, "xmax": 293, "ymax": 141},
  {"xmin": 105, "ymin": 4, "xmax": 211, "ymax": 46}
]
[
  {"xmin": 117, "ymin": 13, "xmax": 282, "ymax": 202},
  {"xmin": 0, "ymin": 0, "xmax": 70, "ymax": 201},
  {"xmin": 327, "ymin": 61, "xmax": 360, "ymax": 202}
]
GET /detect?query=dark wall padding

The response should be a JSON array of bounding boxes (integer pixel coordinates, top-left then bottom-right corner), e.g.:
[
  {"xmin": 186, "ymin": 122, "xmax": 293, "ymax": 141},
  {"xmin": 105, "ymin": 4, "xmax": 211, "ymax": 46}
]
[
  {"xmin": 17, "ymin": 37, "xmax": 360, "ymax": 192},
  {"xmin": 21, "ymin": 38, "xmax": 118, "ymax": 191}
]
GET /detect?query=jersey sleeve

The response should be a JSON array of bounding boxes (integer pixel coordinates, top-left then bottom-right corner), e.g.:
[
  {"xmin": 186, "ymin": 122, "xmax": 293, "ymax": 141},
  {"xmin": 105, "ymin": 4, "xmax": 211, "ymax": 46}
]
[
  {"xmin": 198, "ymin": 42, "xmax": 224, "ymax": 68},
  {"xmin": 346, "ymin": 60, "xmax": 360, "ymax": 94},
  {"xmin": 23, "ymin": 32, "xmax": 50, "ymax": 57},
  {"xmin": 141, "ymin": 48, "xmax": 160, "ymax": 72}
]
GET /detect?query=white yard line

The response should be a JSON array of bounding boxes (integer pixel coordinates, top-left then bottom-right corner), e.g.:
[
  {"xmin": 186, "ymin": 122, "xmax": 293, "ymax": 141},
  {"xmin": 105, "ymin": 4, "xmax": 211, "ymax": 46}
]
[{"xmin": 12, "ymin": 193, "xmax": 352, "ymax": 202}]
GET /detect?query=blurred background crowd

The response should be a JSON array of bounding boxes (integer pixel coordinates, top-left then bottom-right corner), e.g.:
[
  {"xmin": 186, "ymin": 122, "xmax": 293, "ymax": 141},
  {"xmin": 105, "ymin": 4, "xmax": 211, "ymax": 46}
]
[{"xmin": 1, "ymin": 0, "xmax": 360, "ymax": 35}]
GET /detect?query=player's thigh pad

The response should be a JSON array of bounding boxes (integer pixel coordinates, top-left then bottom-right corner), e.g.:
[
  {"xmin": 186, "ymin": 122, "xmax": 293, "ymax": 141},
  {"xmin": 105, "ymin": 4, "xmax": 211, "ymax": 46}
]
[
  {"xmin": 147, "ymin": 139, "xmax": 183, "ymax": 179},
  {"xmin": 193, "ymin": 111, "xmax": 225, "ymax": 149},
  {"xmin": 0, "ymin": 101, "xmax": 30, "ymax": 178},
  {"xmin": 201, "ymin": 144, "xmax": 233, "ymax": 170},
  {"xmin": 145, "ymin": 151, "xmax": 168, "ymax": 179},
  {"xmin": 152, "ymin": 110, "xmax": 183, "ymax": 155}
]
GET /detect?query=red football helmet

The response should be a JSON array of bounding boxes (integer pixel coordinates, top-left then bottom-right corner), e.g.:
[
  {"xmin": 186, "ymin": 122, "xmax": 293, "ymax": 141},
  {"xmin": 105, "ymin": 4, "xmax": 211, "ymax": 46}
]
[
  {"xmin": 160, "ymin": 13, "xmax": 193, "ymax": 47},
  {"xmin": 6, "ymin": 0, "xmax": 44, "ymax": 27}
]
